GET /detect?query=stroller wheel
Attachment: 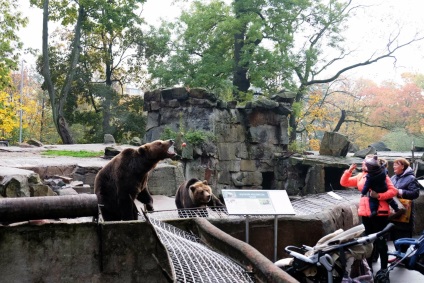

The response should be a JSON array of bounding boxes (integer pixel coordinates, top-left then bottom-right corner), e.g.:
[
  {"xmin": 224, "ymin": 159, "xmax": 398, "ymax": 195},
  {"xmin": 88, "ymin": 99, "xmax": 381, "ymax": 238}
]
[{"xmin": 374, "ymin": 269, "xmax": 390, "ymax": 283}]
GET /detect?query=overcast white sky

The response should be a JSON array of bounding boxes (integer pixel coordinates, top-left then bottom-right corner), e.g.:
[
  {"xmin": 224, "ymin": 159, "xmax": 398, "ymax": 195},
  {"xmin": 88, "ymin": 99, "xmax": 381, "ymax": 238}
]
[{"xmin": 17, "ymin": 0, "xmax": 424, "ymax": 84}]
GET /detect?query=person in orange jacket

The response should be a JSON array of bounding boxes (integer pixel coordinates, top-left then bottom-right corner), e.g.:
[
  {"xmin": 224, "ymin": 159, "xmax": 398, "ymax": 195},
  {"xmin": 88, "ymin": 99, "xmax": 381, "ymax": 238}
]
[{"xmin": 340, "ymin": 156, "xmax": 398, "ymax": 273}]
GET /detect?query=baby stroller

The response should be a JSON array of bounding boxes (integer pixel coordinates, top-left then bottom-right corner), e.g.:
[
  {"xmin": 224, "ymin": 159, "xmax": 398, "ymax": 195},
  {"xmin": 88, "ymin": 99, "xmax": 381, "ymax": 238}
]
[
  {"xmin": 275, "ymin": 223, "xmax": 394, "ymax": 283},
  {"xmin": 374, "ymin": 229, "xmax": 424, "ymax": 283}
]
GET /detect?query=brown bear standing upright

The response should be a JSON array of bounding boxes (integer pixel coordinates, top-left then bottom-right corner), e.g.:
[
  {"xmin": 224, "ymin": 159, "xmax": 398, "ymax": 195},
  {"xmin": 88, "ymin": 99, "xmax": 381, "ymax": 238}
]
[
  {"xmin": 175, "ymin": 178, "xmax": 225, "ymax": 218},
  {"xmin": 94, "ymin": 139, "xmax": 176, "ymax": 221}
]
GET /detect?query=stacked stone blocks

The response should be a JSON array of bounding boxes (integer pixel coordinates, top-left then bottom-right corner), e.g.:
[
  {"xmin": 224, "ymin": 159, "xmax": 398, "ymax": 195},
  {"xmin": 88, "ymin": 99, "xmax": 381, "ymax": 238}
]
[{"xmin": 144, "ymin": 87, "xmax": 293, "ymax": 195}]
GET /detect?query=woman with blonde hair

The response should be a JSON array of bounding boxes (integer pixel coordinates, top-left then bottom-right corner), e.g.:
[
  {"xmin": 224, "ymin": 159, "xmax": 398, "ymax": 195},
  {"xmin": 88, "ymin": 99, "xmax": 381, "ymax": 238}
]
[{"xmin": 390, "ymin": 157, "xmax": 420, "ymax": 240}]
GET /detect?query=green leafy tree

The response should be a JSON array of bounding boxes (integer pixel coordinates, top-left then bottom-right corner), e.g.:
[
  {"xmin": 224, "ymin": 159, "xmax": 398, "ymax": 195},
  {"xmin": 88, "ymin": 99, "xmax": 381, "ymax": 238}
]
[
  {"xmin": 145, "ymin": 0, "xmax": 424, "ymax": 143},
  {"xmin": 145, "ymin": 0, "xmax": 306, "ymax": 98},
  {"xmin": 78, "ymin": 0, "xmax": 146, "ymax": 136},
  {"xmin": 35, "ymin": 0, "xmax": 86, "ymax": 144},
  {"xmin": 33, "ymin": 0, "xmax": 147, "ymax": 142},
  {"xmin": 0, "ymin": 0, "xmax": 28, "ymax": 90},
  {"xmin": 114, "ymin": 95, "xmax": 146, "ymax": 142}
]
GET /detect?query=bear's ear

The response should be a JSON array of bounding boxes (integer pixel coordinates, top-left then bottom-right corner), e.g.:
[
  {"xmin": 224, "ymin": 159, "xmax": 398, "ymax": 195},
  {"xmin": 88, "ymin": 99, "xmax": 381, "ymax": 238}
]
[
  {"xmin": 202, "ymin": 180, "xmax": 208, "ymax": 185},
  {"xmin": 189, "ymin": 186, "xmax": 196, "ymax": 193},
  {"xmin": 138, "ymin": 146, "xmax": 148, "ymax": 155},
  {"xmin": 186, "ymin": 178, "xmax": 199, "ymax": 188}
]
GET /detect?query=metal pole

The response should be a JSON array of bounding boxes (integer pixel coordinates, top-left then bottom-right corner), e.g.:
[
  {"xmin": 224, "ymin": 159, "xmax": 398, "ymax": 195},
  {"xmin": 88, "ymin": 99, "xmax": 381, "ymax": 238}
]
[
  {"xmin": 274, "ymin": 215, "xmax": 278, "ymax": 262},
  {"xmin": 19, "ymin": 60, "xmax": 24, "ymax": 143},
  {"xmin": 411, "ymin": 141, "xmax": 415, "ymax": 169},
  {"xmin": 245, "ymin": 215, "xmax": 249, "ymax": 244},
  {"xmin": 40, "ymin": 97, "xmax": 45, "ymax": 142}
]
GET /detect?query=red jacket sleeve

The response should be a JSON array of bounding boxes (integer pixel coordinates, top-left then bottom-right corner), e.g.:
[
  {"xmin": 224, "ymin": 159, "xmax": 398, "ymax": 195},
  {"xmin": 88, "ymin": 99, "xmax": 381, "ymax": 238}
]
[
  {"xmin": 377, "ymin": 176, "xmax": 398, "ymax": 200},
  {"xmin": 340, "ymin": 170, "xmax": 361, "ymax": 189}
]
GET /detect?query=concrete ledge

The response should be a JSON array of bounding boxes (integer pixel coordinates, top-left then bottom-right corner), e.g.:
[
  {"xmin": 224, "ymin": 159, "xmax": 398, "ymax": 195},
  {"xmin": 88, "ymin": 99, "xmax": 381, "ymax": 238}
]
[
  {"xmin": 1, "ymin": 213, "xmax": 348, "ymax": 282},
  {"xmin": 0, "ymin": 221, "xmax": 171, "ymax": 282}
]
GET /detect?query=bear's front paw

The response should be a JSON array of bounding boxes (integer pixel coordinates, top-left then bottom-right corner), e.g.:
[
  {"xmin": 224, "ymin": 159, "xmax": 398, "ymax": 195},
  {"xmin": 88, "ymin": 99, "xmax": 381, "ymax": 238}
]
[{"xmin": 145, "ymin": 204, "xmax": 154, "ymax": 212}]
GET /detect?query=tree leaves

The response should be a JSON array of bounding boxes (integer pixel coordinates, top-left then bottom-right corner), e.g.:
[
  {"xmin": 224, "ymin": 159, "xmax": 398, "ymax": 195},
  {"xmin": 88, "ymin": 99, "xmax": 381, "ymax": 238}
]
[{"xmin": 0, "ymin": 0, "xmax": 28, "ymax": 89}]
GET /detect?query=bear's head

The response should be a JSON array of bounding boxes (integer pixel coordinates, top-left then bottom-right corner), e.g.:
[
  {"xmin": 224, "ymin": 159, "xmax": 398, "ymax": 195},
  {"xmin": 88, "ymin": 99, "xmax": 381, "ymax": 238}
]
[
  {"xmin": 189, "ymin": 180, "xmax": 212, "ymax": 207},
  {"xmin": 137, "ymin": 139, "xmax": 176, "ymax": 160}
]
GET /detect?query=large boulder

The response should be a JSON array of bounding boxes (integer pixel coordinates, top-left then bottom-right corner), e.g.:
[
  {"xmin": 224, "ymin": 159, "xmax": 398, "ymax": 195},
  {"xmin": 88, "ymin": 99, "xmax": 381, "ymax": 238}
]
[
  {"xmin": 369, "ymin": 141, "xmax": 391, "ymax": 151},
  {"xmin": 348, "ymin": 143, "xmax": 360, "ymax": 153},
  {"xmin": 72, "ymin": 165, "xmax": 103, "ymax": 188},
  {"xmin": 103, "ymin": 134, "xmax": 115, "ymax": 144},
  {"xmin": 353, "ymin": 147, "xmax": 377, "ymax": 158},
  {"xmin": 130, "ymin": 137, "xmax": 142, "ymax": 146},
  {"xmin": 0, "ymin": 167, "xmax": 55, "ymax": 197},
  {"xmin": 148, "ymin": 162, "xmax": 185, "ymax": 196},
  {"xmin": 27, "ymin": 138, "xmax": 43, "ymax": 147},
  {"xmin": 104, "ymin": 146, "xmax": 120, "ymax": 159},
  {"xmin": 319, "ymin": 132, "xmax": 350, "ymax": 157}
]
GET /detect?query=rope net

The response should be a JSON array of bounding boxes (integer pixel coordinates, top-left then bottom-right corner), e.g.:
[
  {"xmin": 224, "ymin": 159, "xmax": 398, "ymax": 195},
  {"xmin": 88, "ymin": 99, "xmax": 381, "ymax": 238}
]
[{"xmin": 148, "ymin": 217, "xmax": 255, "ymax": 283}]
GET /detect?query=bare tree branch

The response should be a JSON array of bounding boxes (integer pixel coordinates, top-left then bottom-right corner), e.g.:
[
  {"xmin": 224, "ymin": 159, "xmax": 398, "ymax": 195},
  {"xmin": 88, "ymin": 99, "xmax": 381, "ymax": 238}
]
[
  {"xmin": 308, "ymin": 34, "xmax": 424, "ymax": 85},
  {"xmin": 344, "ymin": 119, "xmax": 389, "ymax": 130}
]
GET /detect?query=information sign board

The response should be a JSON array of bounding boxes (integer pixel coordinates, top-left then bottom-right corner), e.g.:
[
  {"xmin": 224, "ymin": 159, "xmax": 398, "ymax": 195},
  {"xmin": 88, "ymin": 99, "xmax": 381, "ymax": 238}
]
[{"xmin": 222, "ymin": 190, "xmax": 295, "ymax": 215}]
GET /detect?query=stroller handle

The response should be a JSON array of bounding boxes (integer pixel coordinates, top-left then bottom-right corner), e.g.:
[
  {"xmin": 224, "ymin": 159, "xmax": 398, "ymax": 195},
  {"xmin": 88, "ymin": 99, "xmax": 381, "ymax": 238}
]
[
  {"xmin": 356, "ymin": 223, "xmax": 394, "ymax": 245},
  {"xmin": 285, "ymin": 246, "xmax": 316, "ymax": 263},
  {"xmin": 315, "ymin": 223, "xmax": 395, "ymax": 253},
  {"xmin": 371, "ymin": 223, "xmax": 395, "ymax": 238},
  {"xmin": 377, "ymin": 223, "xmax": 395, "ymax": 237}
]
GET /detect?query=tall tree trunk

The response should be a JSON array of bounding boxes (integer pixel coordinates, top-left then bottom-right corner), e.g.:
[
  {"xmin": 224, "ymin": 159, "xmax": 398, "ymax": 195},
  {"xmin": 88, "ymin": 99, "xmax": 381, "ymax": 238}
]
[
  {"xmin": 233, "ymin": 27, "xmax": 250, "ymax": 96},
  {"xmin": 103, "ymin": 54, "xmax": 113, "ymax": 136},
  {"xmin": 41, "ymin": 0, "xmax": 84, "ymax": 144},
  {"xmin": 289, "ymin": 86, "xmax": 307, "ymax": 143},
  {"xmin": 102, "ymin": 86, "xmax": 112, "ymax": 136},
  {"xmin": 232, "ymin": 0, "xmax": 250, "ymax": 99},
  {"xmin": 289, "ymin": 113, "xmax": 297, "ymax": 143},
  {"xmin": 333, "ymin": 110, "xmax": 346, "ymax": 132},
  {"xmin": 39, "ymin": 96, "xmax": 45, "ymax": 142}
]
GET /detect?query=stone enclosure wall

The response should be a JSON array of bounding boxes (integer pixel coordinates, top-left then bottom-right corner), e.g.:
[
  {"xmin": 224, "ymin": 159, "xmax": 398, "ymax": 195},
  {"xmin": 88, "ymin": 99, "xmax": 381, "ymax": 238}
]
[
  {"xmin": 144, "ymin": 87, "xmax": 424, "ymax": 198},
  {"xmin": 144, "ymin": 87, "xmax": 293, "ymax": 196}
]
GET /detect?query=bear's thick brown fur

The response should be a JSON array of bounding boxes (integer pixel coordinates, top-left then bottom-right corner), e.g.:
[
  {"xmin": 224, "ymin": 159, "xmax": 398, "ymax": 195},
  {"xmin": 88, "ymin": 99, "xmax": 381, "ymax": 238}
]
[
  {"xmin": 175, "ymin": 178, "xmax": 225, "ymax": 217},
  {"xmin": 94, "ymin": 139, "xmax": 176, "ymax": 221}
]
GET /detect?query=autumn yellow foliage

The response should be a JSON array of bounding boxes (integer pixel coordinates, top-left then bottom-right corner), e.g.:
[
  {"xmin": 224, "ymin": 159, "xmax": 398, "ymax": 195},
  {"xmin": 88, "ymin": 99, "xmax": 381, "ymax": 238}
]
[
  {"xmin": 309, "ymin": 139, "xmax": 321, "ymax": 151},
  {"xmin": 0, "ymin": 91, "xmax": 19, "ymax": 138}
]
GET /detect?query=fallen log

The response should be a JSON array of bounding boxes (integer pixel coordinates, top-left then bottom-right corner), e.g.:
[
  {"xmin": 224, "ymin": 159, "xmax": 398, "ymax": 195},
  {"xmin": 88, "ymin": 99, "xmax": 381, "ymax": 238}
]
[{"xmin": 0, "ymin": 194, "xmax": 98, "ymax": 223}]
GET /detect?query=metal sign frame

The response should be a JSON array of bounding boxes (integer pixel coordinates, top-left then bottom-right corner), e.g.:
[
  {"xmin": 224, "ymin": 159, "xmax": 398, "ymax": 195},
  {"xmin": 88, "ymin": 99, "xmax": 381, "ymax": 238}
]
[{"xmin": 222, "ymin": 190, "xmax": 295, "ymax": 261}]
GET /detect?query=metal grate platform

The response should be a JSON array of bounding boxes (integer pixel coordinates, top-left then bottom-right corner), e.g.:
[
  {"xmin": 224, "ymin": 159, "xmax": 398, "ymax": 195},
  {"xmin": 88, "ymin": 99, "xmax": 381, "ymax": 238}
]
[
  {"xmin": 148, "ymin": 217, "xmax": 255, "ymax": 283},
  {"xmin": 146, "ymin": 190, "xmax": 360, "ymax": 220},
  {"xmin": 290, "ymin": 190, "xmax": 359, "ymax": 215}
]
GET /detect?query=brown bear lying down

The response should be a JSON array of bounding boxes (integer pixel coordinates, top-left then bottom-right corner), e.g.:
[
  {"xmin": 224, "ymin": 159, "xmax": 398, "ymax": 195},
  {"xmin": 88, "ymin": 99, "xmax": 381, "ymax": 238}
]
[
  {"xmin": 175, "ymin": 178, "xmax": 225, "ymax": 217},
  {"xmin": 94, "ymin": 139, "xmax": 176, "ymax": 221}
]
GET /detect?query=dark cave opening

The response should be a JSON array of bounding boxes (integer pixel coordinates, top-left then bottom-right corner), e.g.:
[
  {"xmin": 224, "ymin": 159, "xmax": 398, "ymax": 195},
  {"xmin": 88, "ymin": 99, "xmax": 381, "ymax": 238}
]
[
  {"xmin": 262, "ymin": 172, "xmax": 274, "ymax": 190},
  {"xmin": 325, "ymin": 167, "xmax": 347, "ymax": 191}
]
